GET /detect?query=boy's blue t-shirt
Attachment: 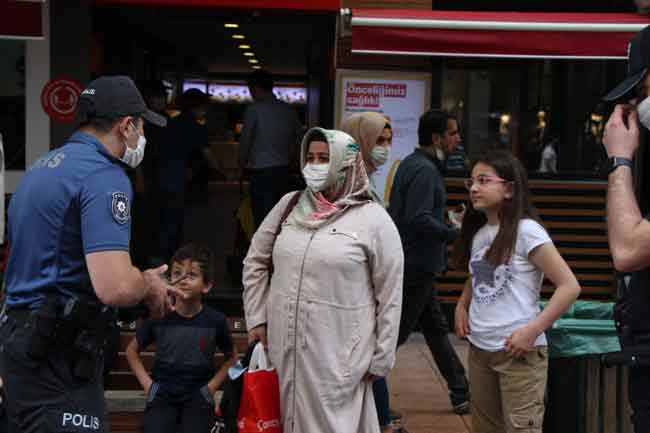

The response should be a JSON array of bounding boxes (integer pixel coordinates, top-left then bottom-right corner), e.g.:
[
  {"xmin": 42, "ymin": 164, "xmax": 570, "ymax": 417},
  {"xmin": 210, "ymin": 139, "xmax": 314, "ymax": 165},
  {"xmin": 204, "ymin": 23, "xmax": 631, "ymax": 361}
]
[{"xmin": 136, "ymin": 305, "xmax": 234, "ymax": 398}]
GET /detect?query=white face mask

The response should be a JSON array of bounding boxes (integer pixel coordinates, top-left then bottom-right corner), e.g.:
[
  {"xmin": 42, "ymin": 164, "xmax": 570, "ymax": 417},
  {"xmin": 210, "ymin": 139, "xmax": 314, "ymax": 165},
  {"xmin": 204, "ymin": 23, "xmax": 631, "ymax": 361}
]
[
  {"xmin": 302, "ymin": 163, "xmax": 330, "ymax": 192},
  {"xmin": 638, "ymin": 96, "xmax": 650, "ymax": 130},
  {"xmin": 371, "ymin": 146, "xmax": 390, "ymax": 168},
  {"xmin": 122, "ymin": 124, "xmax": 146, "ymax": 168}
]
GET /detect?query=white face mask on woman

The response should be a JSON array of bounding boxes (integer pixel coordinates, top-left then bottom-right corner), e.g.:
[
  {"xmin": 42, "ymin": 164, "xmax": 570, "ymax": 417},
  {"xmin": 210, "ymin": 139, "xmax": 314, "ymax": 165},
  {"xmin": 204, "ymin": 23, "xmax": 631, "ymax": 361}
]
[
  {"xmin": 638, "ymin": 96, "xmax": 650, "ymax": 130},
  {"xmin": 121, "ymin": 123, "xmax": 147, "ymax": 168},
  {"xmin": 371, "ymin": 146, "xmax": 390, "ymax": 168},
  {"xmin": 302, "ymin": 163, "xmax": 330, "ymax": 192}
]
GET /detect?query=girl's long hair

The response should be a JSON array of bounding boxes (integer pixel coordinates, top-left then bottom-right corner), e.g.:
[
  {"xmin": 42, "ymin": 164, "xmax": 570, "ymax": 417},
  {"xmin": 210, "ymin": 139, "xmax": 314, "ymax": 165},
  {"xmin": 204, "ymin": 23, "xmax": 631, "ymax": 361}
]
[{"xmin": 452, "ymin": 150, "xmax": 543, "ymax": 270}]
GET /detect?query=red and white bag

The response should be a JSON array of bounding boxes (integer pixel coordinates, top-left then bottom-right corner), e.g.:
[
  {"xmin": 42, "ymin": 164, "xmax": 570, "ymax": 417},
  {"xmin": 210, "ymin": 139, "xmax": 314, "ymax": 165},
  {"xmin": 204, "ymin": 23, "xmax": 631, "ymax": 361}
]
[{"xmin": 237, "ymin": 343, "xmax": 282, "ymax": 433}]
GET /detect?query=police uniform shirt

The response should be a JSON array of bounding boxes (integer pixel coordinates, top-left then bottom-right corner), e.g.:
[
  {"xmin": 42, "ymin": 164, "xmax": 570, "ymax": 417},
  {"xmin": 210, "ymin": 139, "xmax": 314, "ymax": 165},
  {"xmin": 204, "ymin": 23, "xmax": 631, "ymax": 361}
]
[{"xmin": 4, "ymin": 131, "xmax": 133, "ymax": 308}]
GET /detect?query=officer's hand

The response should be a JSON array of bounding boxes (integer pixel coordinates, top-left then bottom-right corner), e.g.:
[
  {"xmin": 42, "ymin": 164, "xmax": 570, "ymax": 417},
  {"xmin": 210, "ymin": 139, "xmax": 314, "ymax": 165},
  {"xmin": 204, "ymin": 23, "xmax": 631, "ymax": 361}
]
[
  {"xmin": 142, "ymin": 265, "xmax": 187, "ymax": 319},
  {"xmin": 603, "ymin": 104, "xmax": 639, "ymax": 160}
]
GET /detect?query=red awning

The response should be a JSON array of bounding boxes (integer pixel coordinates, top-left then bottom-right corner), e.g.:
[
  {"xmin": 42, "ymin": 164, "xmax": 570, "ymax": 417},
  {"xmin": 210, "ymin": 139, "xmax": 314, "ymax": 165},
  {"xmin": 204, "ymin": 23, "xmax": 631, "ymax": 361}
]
[
  {"xmin": 94, "ymin": 0, "xmax": 340, "ymax": 11},
  {"xmin": 0, "ymin": 0, "xmax": 44, "ymax": 40},
  {"xmin": 350, "ymin": 9, "xmax": 650, "ymax": 59}
]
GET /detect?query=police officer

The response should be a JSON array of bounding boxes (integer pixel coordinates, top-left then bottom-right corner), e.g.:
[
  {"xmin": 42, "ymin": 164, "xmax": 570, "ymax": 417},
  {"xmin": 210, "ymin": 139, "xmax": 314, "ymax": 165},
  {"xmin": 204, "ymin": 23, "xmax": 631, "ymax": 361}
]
[
  {"xmin": 602, "ymin": 25, "xmax": 650, "ymax": 431},
  {"xmin": 0, "ymin": 76, "xmax": 185, "ymax": 433}
]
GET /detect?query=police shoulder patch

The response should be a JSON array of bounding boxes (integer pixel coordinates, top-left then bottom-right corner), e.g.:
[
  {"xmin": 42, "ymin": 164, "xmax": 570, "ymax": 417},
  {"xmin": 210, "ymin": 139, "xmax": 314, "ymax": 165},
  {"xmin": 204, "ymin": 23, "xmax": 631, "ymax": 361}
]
[{"xmin": 111, "ymin": 192, "xmax": 130, "ymax": 224}]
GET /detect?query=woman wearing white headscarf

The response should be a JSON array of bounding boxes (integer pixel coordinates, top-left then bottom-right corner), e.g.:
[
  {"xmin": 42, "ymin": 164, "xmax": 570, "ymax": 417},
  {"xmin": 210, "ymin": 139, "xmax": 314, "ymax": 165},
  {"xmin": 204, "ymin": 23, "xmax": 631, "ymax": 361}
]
[{"xmin": 243, "ymin": 128, "xmax": 404, "ymax": 433}]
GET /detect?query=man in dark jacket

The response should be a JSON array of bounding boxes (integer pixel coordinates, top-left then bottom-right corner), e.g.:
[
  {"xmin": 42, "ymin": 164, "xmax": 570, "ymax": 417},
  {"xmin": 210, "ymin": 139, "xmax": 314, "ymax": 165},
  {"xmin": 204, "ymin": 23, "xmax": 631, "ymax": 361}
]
[{"xmin": 388, "ymin": 109, "xmax": 470, "ymax": 414}]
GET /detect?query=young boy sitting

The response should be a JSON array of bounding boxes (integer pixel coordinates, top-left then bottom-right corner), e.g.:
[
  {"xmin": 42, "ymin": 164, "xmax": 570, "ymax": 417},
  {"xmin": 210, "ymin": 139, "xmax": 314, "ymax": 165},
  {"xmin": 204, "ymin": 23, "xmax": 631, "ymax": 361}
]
[{"xmin": 126, "ymin": 243, "xmax": 237, "ymax": 433}]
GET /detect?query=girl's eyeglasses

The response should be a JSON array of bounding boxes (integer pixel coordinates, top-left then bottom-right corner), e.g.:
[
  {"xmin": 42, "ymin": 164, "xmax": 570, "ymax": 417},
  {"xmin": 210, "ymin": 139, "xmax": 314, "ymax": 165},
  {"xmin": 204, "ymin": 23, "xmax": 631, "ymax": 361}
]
[{"xmin": 464, "ymin": 175, "xmax": 509, "ymax": 190}]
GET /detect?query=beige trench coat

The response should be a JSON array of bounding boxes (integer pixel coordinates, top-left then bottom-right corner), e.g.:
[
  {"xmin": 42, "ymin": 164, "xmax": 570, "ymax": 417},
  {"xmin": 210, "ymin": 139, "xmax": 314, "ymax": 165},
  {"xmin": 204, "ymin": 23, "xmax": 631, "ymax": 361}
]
[{"xmin": 243, "ymin": 192, "xmax": 404, "ymax": 433}]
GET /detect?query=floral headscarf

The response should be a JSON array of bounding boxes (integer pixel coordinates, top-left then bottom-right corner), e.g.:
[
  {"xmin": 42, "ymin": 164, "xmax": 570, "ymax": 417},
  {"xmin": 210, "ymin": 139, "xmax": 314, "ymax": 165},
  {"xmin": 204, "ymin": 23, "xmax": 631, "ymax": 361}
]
[{"xmin": 288, "ymin": 127, "xmax": 375, "ymax": 230}]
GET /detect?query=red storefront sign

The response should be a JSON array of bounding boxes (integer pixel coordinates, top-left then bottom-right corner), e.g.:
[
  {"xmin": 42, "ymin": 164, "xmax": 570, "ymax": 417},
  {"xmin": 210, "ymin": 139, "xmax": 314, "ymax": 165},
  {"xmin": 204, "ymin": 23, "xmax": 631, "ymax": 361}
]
[
  {"xmin": 94, "ymin": 0, "xmax": 339, "ymax": 11},
  {"xmin": 350, "ymin": 9, "xmax": 650, "ymax": 59},
  {"xmin": 41, "ymin": 77, "xmax": 84, "ymax": 123},
  {"xmin": 0, "ymin": 1, "xmax": 43, "ymax": 39}
]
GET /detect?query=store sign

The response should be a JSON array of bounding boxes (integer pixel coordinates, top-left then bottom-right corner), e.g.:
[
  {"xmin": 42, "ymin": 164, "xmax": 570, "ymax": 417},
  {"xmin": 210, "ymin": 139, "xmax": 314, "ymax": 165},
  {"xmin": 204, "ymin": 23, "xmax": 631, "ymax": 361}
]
[
  {"xmin": 335, "ymin": 70, "xmax": 431, "ymax": 203},
  {"xmin": 41, "ymin": 77, "xmax": 83, "ymax": 123}
]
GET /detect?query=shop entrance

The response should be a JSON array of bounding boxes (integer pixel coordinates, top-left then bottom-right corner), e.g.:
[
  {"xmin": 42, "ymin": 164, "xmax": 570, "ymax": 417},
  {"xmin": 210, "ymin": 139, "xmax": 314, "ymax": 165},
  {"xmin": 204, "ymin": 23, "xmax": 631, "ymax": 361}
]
[{"xmin": 92, "ymin": 4, "xmax": 336, "ymax": 303}]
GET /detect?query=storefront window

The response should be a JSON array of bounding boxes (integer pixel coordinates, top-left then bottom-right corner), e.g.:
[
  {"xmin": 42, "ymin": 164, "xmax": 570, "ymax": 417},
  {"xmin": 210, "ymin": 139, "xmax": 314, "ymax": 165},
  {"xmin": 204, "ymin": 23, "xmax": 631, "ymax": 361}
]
[
  {"xmin": 441, "ymin": 58, "xmax": 625, "ymax": 179},
  {"xmin": 0, "ymin": 40, "xmax": 26, "ymax": 170}
]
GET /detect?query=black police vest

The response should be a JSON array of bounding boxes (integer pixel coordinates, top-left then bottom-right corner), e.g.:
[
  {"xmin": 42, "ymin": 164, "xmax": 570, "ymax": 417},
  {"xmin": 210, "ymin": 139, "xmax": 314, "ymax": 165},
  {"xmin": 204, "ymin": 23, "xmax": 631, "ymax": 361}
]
[{"xmin": 614, "ymin": 267, "xmax": 650, "ymax": 342}]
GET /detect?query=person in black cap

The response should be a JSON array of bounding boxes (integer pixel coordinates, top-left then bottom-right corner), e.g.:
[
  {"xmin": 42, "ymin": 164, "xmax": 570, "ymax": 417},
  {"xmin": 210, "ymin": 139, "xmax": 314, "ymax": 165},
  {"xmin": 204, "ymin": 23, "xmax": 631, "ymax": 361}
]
[
  {"xmin": 602, "ymin": 25, "xmax": 650, "ymax": 432},
  {"xmin": 0, "ymin": 75, "xmax": 186, "ymax": 433}
]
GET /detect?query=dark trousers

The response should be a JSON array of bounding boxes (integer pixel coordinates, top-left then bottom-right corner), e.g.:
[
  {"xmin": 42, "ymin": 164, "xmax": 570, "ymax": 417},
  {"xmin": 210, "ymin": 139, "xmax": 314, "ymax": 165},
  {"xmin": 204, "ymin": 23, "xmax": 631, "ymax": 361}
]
[
  {"xmin": 373, "ymin": 378, "xmax": 390, "ymax": 428},
  {"xmin": 154, "ymin": 191, "xmax": 185, "ymax": 263},
  {"xmin": 0, "ymin": 317, "xmax": 107, "ymax": 433},
  {"xmin": 397, "ymin": 267, "xmax": 469, "ymax": 396},
  {"xmin": 250, "ymin": 166, "xmax": 290, "ymax": 229},
  {"xmin": 629, "ymin": 365, "xmax": 650, "ymax": 431},
  {"xmin": 143, "ymin": 386, "xmax": 215, "ymax": 433}
]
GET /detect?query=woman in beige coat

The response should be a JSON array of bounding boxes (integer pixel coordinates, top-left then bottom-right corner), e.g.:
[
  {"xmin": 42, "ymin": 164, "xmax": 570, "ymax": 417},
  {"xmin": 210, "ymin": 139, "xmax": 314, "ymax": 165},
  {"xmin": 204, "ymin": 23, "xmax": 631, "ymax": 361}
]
[{"xmin": 243, "ymin": 127, "xmax": 404, "ymax": 433}]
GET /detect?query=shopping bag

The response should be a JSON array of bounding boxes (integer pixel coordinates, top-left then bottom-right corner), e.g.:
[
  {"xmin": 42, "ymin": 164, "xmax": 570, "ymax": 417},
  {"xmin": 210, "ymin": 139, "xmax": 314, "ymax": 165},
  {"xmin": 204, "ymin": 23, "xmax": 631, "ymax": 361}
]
[
  {"xmin": 237, "ymin": 342, "xmax": 282, "ymax": 433},
  {"xmin": 215, "ymin": 341, "xmax": 258, "ymax": 433}
]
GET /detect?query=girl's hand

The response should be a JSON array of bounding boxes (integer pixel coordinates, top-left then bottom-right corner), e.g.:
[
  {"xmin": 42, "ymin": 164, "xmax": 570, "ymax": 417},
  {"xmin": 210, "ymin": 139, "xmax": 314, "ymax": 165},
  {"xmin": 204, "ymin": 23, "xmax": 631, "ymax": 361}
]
[
  {"xmin": 454, "ymin": 304, "xmax": 470, "ymax": 338},
  {"xmin": 505, "ymin": 325, "xmax": 539, "ymax": 358}
]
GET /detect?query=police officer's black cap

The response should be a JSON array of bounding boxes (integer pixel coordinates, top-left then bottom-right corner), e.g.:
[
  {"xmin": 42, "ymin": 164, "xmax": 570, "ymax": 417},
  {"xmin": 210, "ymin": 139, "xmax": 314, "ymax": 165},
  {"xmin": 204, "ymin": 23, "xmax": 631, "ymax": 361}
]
[
  {"xmin": 78, "ymin": 76, "xmax": 167, "ymax": 127},
  {"xmin": 604, "ymin": 25, "xmax": 650, "ymax": 102}
]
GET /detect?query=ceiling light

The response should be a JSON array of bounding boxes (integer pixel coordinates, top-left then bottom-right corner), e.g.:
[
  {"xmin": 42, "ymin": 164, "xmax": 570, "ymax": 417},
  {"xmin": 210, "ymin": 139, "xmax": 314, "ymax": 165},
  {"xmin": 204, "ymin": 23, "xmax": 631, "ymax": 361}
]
[
  {"xmin": 224, "ymin": 23, "xmax": 239, "ymax": 29},
  {"xmin": 232, "ymin": 34, "xmax": 245, "ymax": 40},
  {"xmin": 252, "ymin": 65, "xmax": 261, "ymax": 70},
  {"xmin": 243, "ymin": 52, "xmax": 255, "ymax": 57},
  {"xmin": 248, "ymin": 59, "xmax": 259, "ymax": 64},
  {"xmin": 238, "ymin": 44, "xmax": 251, "ymax": 49}
]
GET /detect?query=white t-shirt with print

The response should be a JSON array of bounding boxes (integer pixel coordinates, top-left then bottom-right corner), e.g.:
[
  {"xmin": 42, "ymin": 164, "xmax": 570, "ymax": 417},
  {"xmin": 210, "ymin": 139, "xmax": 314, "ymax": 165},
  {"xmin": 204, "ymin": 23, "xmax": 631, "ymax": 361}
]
[{"xmin": 467, "ymin": 218, "xmax": 551, "ymax": 351}]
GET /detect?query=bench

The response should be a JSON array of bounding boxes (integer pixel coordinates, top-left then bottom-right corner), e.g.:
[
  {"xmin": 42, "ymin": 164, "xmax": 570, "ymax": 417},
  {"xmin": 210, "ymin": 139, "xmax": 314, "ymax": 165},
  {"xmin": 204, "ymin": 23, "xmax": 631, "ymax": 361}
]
[
  {"xmin": 440, "ymin": 178, "xmax": 614, "ymax": 303},
  {"xmin": 105, "ymin": 317, "xmax": 248, "ymax": 433}
]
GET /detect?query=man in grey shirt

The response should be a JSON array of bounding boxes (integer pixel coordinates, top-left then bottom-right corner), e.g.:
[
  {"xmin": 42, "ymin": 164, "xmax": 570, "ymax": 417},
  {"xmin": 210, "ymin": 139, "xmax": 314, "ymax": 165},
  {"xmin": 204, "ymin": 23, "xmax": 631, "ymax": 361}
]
[{"xmin": 239, "ymin": 70, "xmax": 301, "ymax": 228}]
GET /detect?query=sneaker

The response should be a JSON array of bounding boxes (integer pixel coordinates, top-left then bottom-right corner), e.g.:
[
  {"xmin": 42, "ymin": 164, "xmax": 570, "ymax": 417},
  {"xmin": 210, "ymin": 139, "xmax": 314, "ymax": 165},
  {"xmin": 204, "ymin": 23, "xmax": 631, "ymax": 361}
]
[{"xmin": 450, "ymin": 393, "xmax": 470, "ymax": 415}]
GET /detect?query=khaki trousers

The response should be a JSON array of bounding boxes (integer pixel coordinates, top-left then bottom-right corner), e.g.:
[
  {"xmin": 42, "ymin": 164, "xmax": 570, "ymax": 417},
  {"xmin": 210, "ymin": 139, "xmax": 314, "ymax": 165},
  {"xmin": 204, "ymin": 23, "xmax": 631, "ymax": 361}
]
[{"xmin": 469, "ymin": 344, "xmax": 548, "ymax": 433}]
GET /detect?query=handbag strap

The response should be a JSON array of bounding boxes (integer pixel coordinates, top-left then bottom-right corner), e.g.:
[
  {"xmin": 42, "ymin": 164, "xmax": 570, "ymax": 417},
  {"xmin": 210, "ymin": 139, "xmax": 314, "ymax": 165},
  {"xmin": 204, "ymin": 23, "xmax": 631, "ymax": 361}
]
[{"xmin": 274, "ymin": 191, "xmax": 301, "ymax": 237}]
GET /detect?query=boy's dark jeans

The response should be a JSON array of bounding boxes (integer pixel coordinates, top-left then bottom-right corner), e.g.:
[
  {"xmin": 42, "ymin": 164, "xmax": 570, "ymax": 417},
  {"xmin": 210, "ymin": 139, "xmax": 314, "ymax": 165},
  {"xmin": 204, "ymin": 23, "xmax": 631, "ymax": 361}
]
[
  {"xmin": 143, "ymin": 385, "xmax": 215, "ymax": 433},
  {"xmin": 397, "ymin": 266, "xmax": 469, "ymax": 398}
]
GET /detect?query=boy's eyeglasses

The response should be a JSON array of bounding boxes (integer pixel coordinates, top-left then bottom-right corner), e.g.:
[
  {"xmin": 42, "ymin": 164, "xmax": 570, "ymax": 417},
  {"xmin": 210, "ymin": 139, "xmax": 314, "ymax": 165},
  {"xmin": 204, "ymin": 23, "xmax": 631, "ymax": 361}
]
[{"xmin": 464, "ymin": 175, "xmax": 510, "ymax": 190}]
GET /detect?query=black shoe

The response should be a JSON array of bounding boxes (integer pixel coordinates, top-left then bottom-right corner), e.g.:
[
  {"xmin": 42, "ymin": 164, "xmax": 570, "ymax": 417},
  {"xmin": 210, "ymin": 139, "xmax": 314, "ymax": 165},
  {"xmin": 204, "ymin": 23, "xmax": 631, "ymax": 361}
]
[
  {"xmin": 388, "ymin": 408, "xmax": 403, "ymax": 421},
  {"xmin": 450, "ymin": 393, "xmax": 470, "ymax": 415}
]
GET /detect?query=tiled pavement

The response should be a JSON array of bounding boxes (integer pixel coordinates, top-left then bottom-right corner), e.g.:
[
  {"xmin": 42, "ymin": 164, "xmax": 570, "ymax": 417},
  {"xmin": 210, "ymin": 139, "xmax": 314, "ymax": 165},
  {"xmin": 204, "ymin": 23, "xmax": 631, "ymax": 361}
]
[{"xmin": 388, "ymin": 334, "xmax": 471, "ymax": 433}]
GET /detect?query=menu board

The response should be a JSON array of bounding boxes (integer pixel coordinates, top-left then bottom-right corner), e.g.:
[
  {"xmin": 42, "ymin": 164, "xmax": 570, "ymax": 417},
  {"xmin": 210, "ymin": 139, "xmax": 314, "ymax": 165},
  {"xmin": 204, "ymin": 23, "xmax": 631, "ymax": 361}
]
[{"xmin": 182, "ymin": 81, "xmax": 306, "ymax": 105}]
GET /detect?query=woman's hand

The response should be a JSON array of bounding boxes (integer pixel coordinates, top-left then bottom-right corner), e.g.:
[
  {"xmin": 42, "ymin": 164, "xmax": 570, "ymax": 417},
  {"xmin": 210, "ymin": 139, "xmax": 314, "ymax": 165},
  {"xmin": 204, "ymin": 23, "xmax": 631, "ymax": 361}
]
[
  {"xmin": 363, "ymin": 373, "xmax": 380, "ymax": 382},
  {"xmin": 248, "ymin": 324, "xmax": 268, "ymax": 347},
  {"xmin": 454, "ymin": 304, "xmax": 470, "ymax": 338},
  {"xmin": 505, "ymin": 324, "xmax": 539, "ymax": 359}
]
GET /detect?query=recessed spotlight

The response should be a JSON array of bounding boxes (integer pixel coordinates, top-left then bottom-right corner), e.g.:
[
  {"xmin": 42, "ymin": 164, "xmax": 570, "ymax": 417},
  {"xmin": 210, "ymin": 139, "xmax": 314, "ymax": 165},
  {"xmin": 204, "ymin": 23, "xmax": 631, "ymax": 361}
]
[
  {"xmin": 243, "ymin": 52, "xmax": 255, "ymax": 57},
  {"xmin": 248, "ymin": 59, "xmax": 259, "ymax": 64},
  {"xmin": 238, "ymin": 44, "xmax": 251, "ymax": 49},
  {"xmin": 224, "ymin": 23, "xmax": 239, "ymax": 29},
  {"xmin": 252, "ymin": 65, "xmax": 261, "ymax": 69},
  {"xmin": 232, "ymin": 34, "xmax": 245, "ymax": 40}
]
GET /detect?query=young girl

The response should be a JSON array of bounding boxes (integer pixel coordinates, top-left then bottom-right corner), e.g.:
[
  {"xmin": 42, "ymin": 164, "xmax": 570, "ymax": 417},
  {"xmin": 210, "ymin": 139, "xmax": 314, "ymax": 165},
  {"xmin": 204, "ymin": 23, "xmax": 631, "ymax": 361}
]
[{"xmin": 453, "ymin": 150, "xmax": 580, "ymax": 433}]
